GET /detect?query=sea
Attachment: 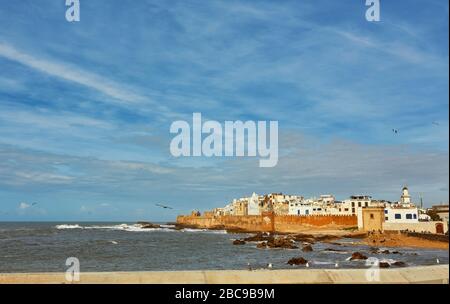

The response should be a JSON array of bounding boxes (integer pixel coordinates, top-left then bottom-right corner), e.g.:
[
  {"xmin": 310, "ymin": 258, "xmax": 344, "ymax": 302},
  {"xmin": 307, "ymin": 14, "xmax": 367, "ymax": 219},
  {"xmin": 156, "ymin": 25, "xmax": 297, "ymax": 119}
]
[{"xmin": 0, "ymin": 222, "xmax": 448, "ymax": 273}]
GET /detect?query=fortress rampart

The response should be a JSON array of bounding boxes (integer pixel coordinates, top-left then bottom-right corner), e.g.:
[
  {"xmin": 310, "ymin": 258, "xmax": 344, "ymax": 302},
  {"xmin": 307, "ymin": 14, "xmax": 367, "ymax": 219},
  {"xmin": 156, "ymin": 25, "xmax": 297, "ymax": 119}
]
[{"xmin": 176, "ymin": 212, "xmax": 357, "ymax": 233}]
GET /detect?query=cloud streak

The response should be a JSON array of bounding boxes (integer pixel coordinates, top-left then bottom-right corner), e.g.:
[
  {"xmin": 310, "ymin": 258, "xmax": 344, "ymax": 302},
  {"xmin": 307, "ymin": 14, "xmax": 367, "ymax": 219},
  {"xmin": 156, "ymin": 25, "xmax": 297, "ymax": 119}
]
[{"xmin": 0, "ymin": 42, "xmax": 145, "ymax": 104}]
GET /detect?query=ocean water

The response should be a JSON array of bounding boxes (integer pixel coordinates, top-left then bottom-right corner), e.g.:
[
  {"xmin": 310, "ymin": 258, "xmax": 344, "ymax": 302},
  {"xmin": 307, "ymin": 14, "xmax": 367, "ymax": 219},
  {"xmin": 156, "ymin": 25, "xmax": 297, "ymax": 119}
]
[{"xmin": 0, "ymin": 222, "xmax": 448, "ymax": 273}]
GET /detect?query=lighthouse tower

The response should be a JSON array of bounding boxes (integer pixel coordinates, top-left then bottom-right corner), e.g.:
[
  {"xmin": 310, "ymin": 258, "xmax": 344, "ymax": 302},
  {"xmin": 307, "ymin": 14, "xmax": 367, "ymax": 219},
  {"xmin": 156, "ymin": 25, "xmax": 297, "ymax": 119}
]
[{"xmin": 400, "ymin": 186, "xmax": 411, "ymax": 205}]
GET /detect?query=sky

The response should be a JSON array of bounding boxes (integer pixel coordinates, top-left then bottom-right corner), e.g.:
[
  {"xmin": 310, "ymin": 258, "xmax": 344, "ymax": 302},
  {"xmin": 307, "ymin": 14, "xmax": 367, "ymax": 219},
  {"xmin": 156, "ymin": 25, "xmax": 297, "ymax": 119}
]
[{"xmin": 0, "ymin": 0, "xmax": 448, "ymax": 221}]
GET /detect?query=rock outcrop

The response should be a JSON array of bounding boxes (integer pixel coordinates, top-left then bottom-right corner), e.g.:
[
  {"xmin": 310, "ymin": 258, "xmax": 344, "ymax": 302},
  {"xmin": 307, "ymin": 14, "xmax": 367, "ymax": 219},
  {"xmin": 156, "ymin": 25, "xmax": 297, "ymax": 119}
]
[
  {"xmin": 232, "ymin": 239, "xmax": 246, "ymax": 245},
  {"xmin": 137, "ymin": 222, "xmax": 160, "ymax": 229},
  {"xmin": 302, "ymin": 244, "xmax": 313, "ymax": 252},
  {"xmin": 287, "ymin": 257, "xmax": 308, "ymax": 265},
  {"xmin": 349, "ymin": 252, "xmax": 368, "ymax": 260},
  {"xmin": 244, "ymin": 233, "xmax": 273, "ymax": 242}
]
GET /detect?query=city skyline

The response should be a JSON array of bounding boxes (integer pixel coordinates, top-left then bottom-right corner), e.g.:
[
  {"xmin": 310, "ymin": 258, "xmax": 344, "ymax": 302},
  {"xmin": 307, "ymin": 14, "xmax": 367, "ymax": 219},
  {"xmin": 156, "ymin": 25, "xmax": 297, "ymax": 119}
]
[{"xmin": 0, "ymin": 0, "xmax": 448, "ymax": 221}]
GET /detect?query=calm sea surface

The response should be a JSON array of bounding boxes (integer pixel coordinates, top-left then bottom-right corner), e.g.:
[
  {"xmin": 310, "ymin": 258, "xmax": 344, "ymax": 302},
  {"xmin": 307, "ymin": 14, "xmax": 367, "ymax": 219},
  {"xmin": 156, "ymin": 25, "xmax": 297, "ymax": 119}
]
[{"xmin": 0, "ymin": 222, "xmax": 448, "ymax": 273}]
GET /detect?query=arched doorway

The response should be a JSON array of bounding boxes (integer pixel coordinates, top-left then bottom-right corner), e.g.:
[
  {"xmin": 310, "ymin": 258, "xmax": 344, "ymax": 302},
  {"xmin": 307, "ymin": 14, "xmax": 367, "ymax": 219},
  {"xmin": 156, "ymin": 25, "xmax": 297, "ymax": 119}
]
[{"xmin": 435, "ymin": 223, "xmax": 444, "ymax": 234}]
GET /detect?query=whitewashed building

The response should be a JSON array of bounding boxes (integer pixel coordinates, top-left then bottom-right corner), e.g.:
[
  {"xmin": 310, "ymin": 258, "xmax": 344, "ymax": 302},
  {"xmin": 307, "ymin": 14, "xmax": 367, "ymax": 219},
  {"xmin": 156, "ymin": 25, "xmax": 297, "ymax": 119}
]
[{"xmin": 248, "ymin": 192, "xmax": 260, "ymax": 215}]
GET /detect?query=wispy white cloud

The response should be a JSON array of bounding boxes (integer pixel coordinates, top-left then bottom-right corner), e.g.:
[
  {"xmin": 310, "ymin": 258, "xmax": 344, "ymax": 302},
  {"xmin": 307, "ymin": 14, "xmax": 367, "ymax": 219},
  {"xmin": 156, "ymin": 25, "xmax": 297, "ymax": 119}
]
[
  {"xmin": 19, "ymin": 202, "xmax": 30, "ymax": 210},
  {"xmin": 0, "ymin": 42, "xmax": 146, "ymax": 104}
]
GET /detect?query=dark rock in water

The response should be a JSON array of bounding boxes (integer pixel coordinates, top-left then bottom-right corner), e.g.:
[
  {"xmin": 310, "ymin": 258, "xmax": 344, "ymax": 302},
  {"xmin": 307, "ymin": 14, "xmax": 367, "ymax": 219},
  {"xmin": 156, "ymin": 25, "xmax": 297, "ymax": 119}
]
[
  {"xmin": 342, "ymin": 233, "xmax": 367, "ymax": 239},
  {"xmin": 302, "ymin": 244, "xmax": 313, "ymax": 252},
  {"xmin": 137, "ymin": 222, "xmax": 160, "ymax": 229},
  {"xmin": 287, "ymin": 257, "xmax": 308, "ymax": 265},
  {"xmin": 267, "ymin": 237, "xmax": 298, "ymax": 249},
  {"xmin": 315, "ymin": 235, "xmax": 341, "ymax": 242},
  {"xmin": 381, "ymin": 250, "xmax": 391, "ymax": 254},
  {"xmin": 392, "ymin": 261, "xmax": 406, "ymax": 267},
  {"xmin": 392, "ymin": 251, "xmax": 402, "ymax": 254},
  {"xmin": 369, "ymin": 247, "xmax": 379, "ymax": 254},
  {"xmin": 324, "ymin": 248, "xmax": 344, "ymax": 252},
  {"xmin": 256, "ymin": 242, "xmax": 267, "ymax": 249},
  {"xmin": 244, "ymin": 233, "xmax": 273, "ymax": 242},
  {"xmin": 292, "ymin": 234, "xmax": 316, "ymax": 244},
  {"xmin": 350, "ymin": 252, "xmax": 368, "ymax": 260},
  {"xmin": 233, "ymin": 239, "xmax": 246, "ymax": 245},
  {"xmin": 379, "ymin": 262, "xmax": 390, "ymax": 268}
]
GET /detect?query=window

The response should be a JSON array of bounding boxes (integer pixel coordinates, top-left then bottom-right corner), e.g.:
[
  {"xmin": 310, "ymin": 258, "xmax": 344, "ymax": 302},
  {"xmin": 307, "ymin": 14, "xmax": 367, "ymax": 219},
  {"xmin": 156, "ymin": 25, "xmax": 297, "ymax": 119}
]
[
  {"xmin": 385, "ymin": 217, "xmax": 388, "ymax": 221},
  {"xmin": 395, "ymin": 214, "xmax": 401, "ymax": 219},
  {"xmin": 345, "ymin": 208, "xmax": 349, "ymax": 211},
  {"xmin": 370, "ymin": 214, "xmax": 374, "ymax": 219},
  {"xmin": 413, "ymin": 214, "xmax": 417, "ymax": 219},
  {"xmin": 298, "ymin": 210, "xmax": 300, "ymax": 215},
  {"xmin": 358, "ymin": 202, "xmax": 361, "ymax": 207},
  {"xmin": 352, "ymin": 202, "xmax": 355, "ymax": 207},
  {"xmin": 352, "ymin": 208, "xmax": 355, "ymax": 213},
  {"xmin": 365, "ymin": 202, "xmax": 369, "ymax": 207},
  {"xmin": 305, "ymin": 210, "xmax": 309, "ymax": 215},
  {"xmin": 406, "ymin": 214, "xmax": 412, "ymax": 220},
  {"xmin": 384, "ymin": 209, "xmax": 388, "ymax": 214}
]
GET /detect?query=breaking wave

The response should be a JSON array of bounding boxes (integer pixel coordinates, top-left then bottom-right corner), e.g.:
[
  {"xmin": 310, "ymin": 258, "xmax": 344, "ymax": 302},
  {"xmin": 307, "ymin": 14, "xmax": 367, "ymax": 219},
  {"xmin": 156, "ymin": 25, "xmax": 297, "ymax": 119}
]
[
  {"xmin": 180, "ymin": 228, "xmax": 227, "ymax": 234},
  {"xmin": 55, "ymin": 224, "xmax": 172, "ymax": 232},
  {"xmin": 55, "ymin": 224, "xmax": 227, "ymax": 234}
]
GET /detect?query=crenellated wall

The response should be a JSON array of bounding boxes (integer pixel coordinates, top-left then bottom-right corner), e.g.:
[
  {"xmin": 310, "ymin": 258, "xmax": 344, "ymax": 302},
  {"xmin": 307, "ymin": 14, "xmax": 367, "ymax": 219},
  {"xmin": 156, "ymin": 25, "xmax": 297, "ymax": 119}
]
[{"xmin": 177, "ymin": 212, "xmax": 357, "ymax": 233}]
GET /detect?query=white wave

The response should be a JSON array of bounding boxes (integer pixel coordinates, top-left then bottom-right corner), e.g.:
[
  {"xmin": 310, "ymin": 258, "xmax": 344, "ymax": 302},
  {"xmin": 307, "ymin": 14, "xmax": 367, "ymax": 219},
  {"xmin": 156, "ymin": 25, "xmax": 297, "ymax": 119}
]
[
  {"xmin": 55, "ymin": 224, "xmax": 83, "ymax": 229},
  {"xmin": 181, "ymin": 228, "xmax": 227, "ymax": 234},
  {"xmin": 55, "ymin": 224, "xmax": 227, "ymax": 234},
  {"xmin": 55, "ymin": 223, "xmax": 176, "ymax": 232},
  {"xmin": 312, "ymin": 261, "xmax": 335, "ymax": 265},
  {"xmin": 160, "ymin": 224, "xmax": 176, "ymax": 228}
]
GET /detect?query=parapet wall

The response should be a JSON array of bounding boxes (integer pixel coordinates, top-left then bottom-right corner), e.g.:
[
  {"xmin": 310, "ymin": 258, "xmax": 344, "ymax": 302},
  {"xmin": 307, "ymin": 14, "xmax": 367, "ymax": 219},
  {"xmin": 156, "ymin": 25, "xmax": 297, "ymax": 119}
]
[
  {"xmin": 177, "ymin": 212, "xmax": 357, "ymax": 233},
  {"xmin": 274, "ymin": 214, "xmax": 357, "ymax": 233},
  {"xmin": 383, "ymin": 221, "xmax": 448, "ymax": 234}
]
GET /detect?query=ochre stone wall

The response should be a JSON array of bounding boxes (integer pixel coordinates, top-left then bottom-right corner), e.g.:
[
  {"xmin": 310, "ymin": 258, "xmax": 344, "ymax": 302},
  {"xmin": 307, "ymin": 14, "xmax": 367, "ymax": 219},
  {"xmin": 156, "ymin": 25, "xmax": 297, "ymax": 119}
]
[
  {"xmin": 274, "ymin": 214, "xmax": 357, "ymax": 233},
  {"xmin": 177, "ymin": 212, "xmax": 357, "ymax": 233}
]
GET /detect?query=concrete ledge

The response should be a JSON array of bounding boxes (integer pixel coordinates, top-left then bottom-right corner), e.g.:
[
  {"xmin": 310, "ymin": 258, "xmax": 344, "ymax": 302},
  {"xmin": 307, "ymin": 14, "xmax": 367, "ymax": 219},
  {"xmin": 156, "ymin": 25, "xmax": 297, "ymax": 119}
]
[{"xmin": 0, "ymin": 265, "xmax": 448, "ymax": 284}]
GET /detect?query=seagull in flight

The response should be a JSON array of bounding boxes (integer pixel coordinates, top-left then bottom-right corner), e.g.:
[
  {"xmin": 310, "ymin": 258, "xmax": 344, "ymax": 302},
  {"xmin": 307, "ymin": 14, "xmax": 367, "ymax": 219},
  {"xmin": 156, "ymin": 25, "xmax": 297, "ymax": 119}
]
[
  {"xmin": 392, "ymin": 129, "xmax": 399, "ymax": 134},
  {"xmin": 31, "ymin": 202, "xmax": 38, "ymax": 206},
  {"xmin": 432, "ymin": 121, "xmax": 440, "ymax": 126},
  {"xmin": 155, "ymin": 203, "xmax": 173, "ymax": 210}
]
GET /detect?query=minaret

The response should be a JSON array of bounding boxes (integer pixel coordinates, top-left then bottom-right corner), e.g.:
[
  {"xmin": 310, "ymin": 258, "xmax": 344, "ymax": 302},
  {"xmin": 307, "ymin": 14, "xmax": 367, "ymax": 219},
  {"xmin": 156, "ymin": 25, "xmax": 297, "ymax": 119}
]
[{"xmin": 400, "ymin": 186, "xmax": 411, "ymax": 205}]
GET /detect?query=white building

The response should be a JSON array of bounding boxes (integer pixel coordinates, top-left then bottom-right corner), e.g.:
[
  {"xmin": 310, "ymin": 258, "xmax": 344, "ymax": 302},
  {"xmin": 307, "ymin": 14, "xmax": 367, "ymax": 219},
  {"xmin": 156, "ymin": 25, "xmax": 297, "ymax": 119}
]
[
  {"xmin": 288, "ymin": 201, "xmax": 313, "ymax": 215},
  {"xmin": 247, "ymin": 192, "xmax": 260, "ymax": 215},
  {"xmin": 342, "ymin": 195, "xmax": 372, "ymax": 215},
  {"xmin": 384, "ymin": 204, "xmax": 419, "ymax": 223}
]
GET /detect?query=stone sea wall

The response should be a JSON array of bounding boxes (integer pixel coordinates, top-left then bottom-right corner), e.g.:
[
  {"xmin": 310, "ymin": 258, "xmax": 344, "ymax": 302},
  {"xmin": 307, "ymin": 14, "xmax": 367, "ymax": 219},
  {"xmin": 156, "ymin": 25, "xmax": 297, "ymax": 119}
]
[{"xmin": 176, "ymin": 212, "xmax": 357, "ymax": 233}]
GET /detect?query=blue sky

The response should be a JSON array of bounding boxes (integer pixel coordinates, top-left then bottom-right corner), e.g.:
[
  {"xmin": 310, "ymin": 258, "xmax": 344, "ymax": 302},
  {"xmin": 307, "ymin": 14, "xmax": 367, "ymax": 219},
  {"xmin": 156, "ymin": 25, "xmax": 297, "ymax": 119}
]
[{"xmin": 0, "ymin": 0, "xmax": 448, "ymax": 221}]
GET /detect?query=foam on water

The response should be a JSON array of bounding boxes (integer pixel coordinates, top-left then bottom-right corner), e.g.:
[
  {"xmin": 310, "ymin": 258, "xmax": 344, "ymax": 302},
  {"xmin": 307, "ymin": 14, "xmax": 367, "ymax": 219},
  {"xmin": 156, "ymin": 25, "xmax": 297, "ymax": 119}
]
[{"xmin": 55, "ymin": 224, "xmax": 227, "ymax": 234}]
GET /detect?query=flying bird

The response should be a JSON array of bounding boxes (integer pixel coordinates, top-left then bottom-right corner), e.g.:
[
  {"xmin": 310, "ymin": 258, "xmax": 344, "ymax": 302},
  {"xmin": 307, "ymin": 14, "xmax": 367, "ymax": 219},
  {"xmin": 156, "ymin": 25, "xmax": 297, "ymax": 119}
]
[
  {"xmin": 392, "ymin": 129, "xmax": 399, "ymax": 134},
  {"xmin": 31, "ymin": 202, "xmax": 38, "ymax": 206},
  {"xmin": 432, "ymin": 121, "xmax": 440, "ymax": 126},
  {"xmin": 155, "ymin": 203, "xmax": 173, "ymax": 210}
]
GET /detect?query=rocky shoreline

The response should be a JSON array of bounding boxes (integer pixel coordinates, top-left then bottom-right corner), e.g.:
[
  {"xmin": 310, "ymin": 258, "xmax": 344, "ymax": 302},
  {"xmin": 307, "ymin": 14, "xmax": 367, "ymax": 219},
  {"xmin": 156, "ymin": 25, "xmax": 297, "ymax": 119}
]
[
  {"xmin": 142, "ymin": 222, "xmax": 449, "ymax": 251},
  {"xmin": 137, "ymin": 223, "xmax": 448, "ymax": 269}
]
